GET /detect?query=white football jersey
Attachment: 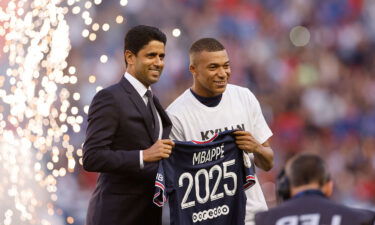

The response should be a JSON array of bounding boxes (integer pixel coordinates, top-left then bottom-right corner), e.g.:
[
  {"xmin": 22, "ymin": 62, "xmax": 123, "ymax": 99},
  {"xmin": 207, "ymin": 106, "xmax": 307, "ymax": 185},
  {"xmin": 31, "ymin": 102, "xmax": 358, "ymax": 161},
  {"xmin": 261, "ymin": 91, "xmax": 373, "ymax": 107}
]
[{"xmin": 167, "ymin": 84, "xmax": 273, "ymax": 225}]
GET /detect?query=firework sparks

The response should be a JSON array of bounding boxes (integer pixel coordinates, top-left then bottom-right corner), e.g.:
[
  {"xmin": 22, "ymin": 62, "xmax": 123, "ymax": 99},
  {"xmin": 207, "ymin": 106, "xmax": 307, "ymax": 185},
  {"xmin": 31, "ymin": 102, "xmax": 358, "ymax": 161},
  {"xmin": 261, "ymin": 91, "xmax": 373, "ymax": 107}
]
[
  {"xmin": 0, "ymin": 0, "xmax": 130, "ymax": 224},
  {"xmin": 0, "ymin": 0, "xmax": 74, "ymax": 224}
]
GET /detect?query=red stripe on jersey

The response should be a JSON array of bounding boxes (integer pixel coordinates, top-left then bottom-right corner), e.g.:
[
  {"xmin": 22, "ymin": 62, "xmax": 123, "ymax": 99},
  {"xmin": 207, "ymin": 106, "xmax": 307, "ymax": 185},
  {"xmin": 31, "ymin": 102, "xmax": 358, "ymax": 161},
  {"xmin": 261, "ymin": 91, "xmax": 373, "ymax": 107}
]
[
  {"xmin": 192, "ymin": 133, "xmax": 219, "ymax": 144},
  {"xmin": 155, "ymin": 181, "xmax": 165, "ymax": 190},
  {"xmin": 246, "ymin": 175, "xmax": 255, "ymax": 180}
]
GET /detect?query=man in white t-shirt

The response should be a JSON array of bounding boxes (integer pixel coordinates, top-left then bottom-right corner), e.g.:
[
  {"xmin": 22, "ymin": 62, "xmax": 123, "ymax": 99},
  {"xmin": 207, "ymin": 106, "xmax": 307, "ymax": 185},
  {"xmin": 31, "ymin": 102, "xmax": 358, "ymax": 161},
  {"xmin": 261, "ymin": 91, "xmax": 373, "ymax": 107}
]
[{"xmin": 166, "ymin": 38, "xmax": 274, "ymax": 225}]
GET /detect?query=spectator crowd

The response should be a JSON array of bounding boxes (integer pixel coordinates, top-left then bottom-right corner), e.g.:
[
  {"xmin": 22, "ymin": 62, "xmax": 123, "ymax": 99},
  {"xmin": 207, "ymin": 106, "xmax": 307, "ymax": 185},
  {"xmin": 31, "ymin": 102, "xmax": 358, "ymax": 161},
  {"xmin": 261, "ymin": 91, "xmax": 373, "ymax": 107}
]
[{"xmin": 59, "ymin": 0, "xmax": 375, "ymax": 224}]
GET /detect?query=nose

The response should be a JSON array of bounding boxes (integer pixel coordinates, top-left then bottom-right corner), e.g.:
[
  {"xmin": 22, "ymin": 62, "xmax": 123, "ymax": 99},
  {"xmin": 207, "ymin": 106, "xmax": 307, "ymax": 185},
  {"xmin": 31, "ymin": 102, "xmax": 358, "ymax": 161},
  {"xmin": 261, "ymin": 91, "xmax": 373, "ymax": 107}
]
[
  {"xmin": 154, "ymin": 56, "xmax": 164, "ymax": 68},
  {"xmin": 217, "ymin": 67, "xmax": 227, "ymax": 78}
]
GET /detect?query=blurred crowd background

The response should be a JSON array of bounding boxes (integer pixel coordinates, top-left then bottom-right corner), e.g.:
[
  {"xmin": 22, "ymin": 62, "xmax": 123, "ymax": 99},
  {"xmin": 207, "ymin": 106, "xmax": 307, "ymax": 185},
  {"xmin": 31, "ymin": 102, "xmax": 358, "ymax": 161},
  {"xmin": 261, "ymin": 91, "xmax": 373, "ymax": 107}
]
[{"xmin": 10, "ymin": 0, "xmax": 375, "ymax": 224}]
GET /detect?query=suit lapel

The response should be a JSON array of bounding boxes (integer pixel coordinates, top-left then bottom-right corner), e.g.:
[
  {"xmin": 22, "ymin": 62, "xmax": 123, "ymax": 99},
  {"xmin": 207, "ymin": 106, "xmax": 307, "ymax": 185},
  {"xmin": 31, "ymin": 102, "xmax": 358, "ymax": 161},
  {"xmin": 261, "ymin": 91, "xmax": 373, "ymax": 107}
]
[{"xmin": 119, "ymin": 77, "xmax": 155, "ymax": 141}]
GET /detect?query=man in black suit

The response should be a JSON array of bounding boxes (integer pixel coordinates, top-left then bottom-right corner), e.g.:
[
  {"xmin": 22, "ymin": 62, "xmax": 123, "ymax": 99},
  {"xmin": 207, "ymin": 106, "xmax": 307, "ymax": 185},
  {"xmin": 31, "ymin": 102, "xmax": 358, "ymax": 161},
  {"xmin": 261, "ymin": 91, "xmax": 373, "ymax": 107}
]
[
  {"xmin": 83, "ymin": 25, "xmax": 174, "ymax": 225},
  {"xmin": 255, "ymin": 153, "xmax": 375, "ymax": 225}
]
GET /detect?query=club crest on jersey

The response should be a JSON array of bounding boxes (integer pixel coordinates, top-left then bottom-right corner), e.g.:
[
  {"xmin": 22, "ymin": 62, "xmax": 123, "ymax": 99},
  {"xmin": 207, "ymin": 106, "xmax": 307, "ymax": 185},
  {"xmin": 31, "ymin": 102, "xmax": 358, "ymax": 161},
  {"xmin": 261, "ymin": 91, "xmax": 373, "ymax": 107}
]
[{"xmin": 200, "ymin": 124, "xmax": 245, "ymax": 141}]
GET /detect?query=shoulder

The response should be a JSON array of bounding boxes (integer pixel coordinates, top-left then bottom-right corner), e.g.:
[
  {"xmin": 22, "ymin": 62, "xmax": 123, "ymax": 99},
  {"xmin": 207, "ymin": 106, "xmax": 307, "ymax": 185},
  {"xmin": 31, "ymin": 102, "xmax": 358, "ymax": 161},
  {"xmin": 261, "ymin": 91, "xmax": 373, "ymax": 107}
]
[
  {"xmin": 94, "ymin": 81, "xmax": 122, "ymax": 96},
  {"xmin": 335, "ymin": 204, "xmax": 375, "ymax": 221},
  {"xmin": 166, "ymin": 89, "xmax": 192, "ymax": 114},
  {"xmin": 256, "ymin": 197, "xmax": 375, "ymax": 225},
  {"xmin": 254, "ymin": 207, "xmax": 279, "ymax": 225},
  {"xmin": 255, "ymin": 197, "xmax": 322, "ymax": 223},
  {"xmin": 358, "ymin": 209, "xmax": 375, "ymax": 224},
  {"xmin": 226, "ymin": 83, "xmax": 247, "ymax": 92},
  {"xmin": 92, "ymin": 87, "xmax": 114, "ymax": 101},
  {"xmin": 89, "ymin": 82, "xmax": 127, "ymax": 110},
  {"xmin": 107, "ymin": 81, "xmax": 126, "ymax": 96},
  {"xmin": 225, "ymin": 84, "xmax": 259, "ymax": 106},
  {"xmin": 324, "ymin": 201, "xmax": 375, "ymax": 224},
  {"xmin": 254, "ymin": 199, "xmax": 295, "ymax": 222},
  {"xmin": 226, "ymin": 84, "xmax": 255, "ymax": 98}
]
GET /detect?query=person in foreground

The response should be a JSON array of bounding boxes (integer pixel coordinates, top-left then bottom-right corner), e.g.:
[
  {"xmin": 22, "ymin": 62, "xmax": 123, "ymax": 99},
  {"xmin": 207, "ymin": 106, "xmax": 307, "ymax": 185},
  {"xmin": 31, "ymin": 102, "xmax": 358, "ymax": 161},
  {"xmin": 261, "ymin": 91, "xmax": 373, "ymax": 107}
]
[
  {"xmin": 166, "ymin": 38, "xmax": 274, "ymax": 224},
  {"xmin": 255, "ymin": 153, "xmax": 375, "ymax": 225},
  {"xmin": 82, "ymin": 25, "xmax": 174, "ymax": 225}
]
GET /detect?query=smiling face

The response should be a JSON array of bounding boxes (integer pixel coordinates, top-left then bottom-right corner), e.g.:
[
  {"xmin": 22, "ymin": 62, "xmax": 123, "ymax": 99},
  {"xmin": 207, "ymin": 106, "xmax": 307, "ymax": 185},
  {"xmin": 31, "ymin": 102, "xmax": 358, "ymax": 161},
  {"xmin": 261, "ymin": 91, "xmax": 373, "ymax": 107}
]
[
  {"xmin": 125, "ymin": 40, "xmax": 165, "ymax": 87},
  {"xmin": 190, "ymin": 50, "xmax": 231, "ymax": 97}
]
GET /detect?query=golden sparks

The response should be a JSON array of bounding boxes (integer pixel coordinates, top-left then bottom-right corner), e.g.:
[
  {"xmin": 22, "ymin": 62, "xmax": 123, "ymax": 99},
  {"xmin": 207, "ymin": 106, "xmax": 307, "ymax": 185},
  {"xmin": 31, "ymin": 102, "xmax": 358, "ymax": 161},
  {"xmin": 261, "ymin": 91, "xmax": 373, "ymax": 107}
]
[{"xmin": 0, "ymin": 0, "xmax": 129, "ymax": 224}]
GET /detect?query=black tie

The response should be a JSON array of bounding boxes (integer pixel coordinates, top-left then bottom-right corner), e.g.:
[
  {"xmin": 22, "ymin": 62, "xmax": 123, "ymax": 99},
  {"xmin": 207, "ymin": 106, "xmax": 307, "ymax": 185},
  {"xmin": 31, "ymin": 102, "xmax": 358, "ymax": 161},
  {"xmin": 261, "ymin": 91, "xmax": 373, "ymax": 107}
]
[{"xmin": 145, "ymin": 90, "xmax": 160, "ymax": 140}]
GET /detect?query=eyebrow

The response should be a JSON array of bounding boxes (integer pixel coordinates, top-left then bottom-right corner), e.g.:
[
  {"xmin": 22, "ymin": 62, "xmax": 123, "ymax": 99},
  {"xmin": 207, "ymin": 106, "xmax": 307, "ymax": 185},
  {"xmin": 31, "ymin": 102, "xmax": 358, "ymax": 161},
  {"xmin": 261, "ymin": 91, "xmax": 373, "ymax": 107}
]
[
  {"xmin": 207, "ymin": 61, "xmax": 230, "ymax": 66},
  {"xmin": 146, "ymin": 52, "xmax": 165, "ymax": 57}
]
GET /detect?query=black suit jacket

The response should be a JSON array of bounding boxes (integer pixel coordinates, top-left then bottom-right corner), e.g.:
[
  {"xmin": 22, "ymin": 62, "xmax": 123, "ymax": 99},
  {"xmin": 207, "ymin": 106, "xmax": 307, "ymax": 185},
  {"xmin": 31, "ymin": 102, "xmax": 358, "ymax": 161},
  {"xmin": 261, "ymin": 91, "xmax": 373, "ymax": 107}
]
[
  {"xmin": 255, "ymin": 192, "xmax": 375, "ymax": 225},
  {"xmin": 83, "ymin": 76, "xmax": 172, "ymax": 225}
]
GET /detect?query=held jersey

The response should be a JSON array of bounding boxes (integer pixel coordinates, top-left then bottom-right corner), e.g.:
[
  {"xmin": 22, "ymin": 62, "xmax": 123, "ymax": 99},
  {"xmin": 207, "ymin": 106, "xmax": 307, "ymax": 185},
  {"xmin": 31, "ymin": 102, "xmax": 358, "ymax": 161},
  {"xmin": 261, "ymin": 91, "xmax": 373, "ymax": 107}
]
[
  {"xmin": 166, "ymin": 85, "xmax": 273, "ymax": 223},
  {"xmin": 153, "ymin": 130, "xmax": 256, "ymax": 225}
]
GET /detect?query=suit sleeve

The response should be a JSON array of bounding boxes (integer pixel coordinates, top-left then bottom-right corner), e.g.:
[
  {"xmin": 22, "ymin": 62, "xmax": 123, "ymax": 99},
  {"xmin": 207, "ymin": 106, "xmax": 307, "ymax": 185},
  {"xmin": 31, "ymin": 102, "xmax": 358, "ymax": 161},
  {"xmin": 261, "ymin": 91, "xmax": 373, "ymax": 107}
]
[{"xmin": 83, "ymin": 89, "xmax": 141, "ymax": 173}]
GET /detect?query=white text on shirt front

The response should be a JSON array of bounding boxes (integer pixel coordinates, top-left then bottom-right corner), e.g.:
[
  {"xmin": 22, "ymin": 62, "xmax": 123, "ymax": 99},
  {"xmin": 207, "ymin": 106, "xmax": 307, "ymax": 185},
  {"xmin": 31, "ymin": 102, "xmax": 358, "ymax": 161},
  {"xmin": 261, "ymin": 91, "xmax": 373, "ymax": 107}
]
[{"xmin": 192, "ymin": 144, "xmax": 225, "ymax": 165}]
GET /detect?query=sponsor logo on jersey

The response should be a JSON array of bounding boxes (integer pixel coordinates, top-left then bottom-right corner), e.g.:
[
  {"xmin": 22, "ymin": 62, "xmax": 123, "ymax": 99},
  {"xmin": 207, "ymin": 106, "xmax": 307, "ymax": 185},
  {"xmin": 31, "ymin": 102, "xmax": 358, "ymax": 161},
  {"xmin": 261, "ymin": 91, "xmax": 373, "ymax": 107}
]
[
  {"xmin": 192, "ymin": 204, "xmax": 230, "ymax": 223},
  {"xmin": 200, "ymin": 124, "xmax": 245, "ymax": 140}
]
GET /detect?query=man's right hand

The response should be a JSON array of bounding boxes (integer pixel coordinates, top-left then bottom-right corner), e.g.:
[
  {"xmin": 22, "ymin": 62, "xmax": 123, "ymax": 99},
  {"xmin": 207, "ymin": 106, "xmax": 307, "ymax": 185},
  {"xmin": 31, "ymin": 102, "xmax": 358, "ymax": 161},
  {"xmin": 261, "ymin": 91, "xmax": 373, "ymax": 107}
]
[{"xmin": 143, "ymin": 139, "xmax": 175, "ymax": 162}]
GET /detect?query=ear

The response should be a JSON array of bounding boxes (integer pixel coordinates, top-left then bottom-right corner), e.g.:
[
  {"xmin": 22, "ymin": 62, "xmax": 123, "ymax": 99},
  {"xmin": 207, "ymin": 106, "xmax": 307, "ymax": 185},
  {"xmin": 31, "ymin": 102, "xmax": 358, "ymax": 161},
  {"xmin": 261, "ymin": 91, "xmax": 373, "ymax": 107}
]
[
  {"xmin": 125, "ymin": 50, "xmax": 135, "ymax": 65},
  {"xmin": 322, "ymin": 180, "xmax": 333, "ymax": 197},
  {"xmin": 189, "ymin": 64, "xmax": 197, "ymax": 77}
]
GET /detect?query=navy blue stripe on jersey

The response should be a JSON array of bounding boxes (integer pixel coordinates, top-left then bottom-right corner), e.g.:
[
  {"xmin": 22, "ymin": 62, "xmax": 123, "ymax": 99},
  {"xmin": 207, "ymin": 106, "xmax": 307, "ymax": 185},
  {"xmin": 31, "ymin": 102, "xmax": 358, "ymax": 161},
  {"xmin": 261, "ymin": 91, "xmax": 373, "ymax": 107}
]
[{"xmin": 153, "ymin": 130, "xmax": 256, "ymax": 225}]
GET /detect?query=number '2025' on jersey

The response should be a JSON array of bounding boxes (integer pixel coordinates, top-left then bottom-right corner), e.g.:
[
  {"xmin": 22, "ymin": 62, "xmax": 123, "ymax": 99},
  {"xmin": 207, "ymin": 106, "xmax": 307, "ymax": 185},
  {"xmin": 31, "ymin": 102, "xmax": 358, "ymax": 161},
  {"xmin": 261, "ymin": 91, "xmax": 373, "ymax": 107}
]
[{"xmin": 153, "ymin": 130, "xmax": 256, "ymax": 225}]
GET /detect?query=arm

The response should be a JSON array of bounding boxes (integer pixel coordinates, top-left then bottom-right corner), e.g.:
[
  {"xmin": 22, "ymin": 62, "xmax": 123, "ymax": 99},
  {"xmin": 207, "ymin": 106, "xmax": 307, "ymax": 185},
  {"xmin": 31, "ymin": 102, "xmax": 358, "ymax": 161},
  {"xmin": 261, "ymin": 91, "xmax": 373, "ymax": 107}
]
[
  {"xmin": 83, "ymin": 89, "xmax": 173, "ymax": 173},
  {"xmin": 233, "ymin": 130, "xmax": 274, "ymax": 171},
  {"xmin": 83, "ymin": 89, "xmax": 140, "ymax": 173},
  {"xmin": 238, "ymin": 88, "xmax": 274, "ymax": 171}
]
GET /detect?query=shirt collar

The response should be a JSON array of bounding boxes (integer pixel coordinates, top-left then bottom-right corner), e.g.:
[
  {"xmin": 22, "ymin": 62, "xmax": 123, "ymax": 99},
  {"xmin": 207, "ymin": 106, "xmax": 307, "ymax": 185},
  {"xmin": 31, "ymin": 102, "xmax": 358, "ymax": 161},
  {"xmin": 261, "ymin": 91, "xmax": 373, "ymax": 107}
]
[
  {"xmin": 293, "ymin": 189, "xmax": 326, "ymax": 199},
  {"xmin": 124, "ymin": 72, "xmax": 151, "ymax": 98},
  {"xmin": 190, "ymin": 88, "xmax": 222, "ymax": 107}
]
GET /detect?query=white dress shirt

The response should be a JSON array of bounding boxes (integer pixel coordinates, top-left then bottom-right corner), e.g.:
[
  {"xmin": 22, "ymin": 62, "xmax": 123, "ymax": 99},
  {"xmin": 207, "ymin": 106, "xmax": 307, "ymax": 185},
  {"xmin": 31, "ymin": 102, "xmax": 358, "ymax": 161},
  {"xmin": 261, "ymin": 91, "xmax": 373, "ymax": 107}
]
[{"xmin": 124, "ymin": 72, "xmax": 162, "ymax": 168}]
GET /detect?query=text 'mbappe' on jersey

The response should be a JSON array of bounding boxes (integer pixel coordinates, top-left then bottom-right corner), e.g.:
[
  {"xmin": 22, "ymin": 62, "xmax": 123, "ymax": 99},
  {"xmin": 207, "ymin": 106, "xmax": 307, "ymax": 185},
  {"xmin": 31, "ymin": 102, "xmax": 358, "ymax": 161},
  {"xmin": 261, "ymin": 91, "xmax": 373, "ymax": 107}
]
[{"xmin": 153, "ymin": 130, "xmax": 256, "ymax": 225}]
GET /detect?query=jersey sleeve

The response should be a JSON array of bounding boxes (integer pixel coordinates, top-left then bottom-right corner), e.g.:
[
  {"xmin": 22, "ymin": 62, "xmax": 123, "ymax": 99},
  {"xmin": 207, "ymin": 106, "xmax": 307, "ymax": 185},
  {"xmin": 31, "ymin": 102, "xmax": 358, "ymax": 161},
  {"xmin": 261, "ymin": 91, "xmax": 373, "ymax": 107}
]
[
  {"xmin": 153, "ymin": 161, "xmax": 167, "ymax": 207},
  {"xmin": 246, "ymin": 89, "xmax": 273, "ymax": 144},
  {"xmin": 242, "ymin": 151, "xmax": 256, "ymax": 190},
  {"xmin": 167, "ymin": 112, "xmax": 186, "ymax": 141}
]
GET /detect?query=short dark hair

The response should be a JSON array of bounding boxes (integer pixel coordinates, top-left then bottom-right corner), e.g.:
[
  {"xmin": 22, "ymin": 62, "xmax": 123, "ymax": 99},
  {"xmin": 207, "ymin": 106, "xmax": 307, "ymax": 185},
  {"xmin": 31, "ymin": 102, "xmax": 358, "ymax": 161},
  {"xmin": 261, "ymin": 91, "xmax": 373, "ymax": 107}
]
[
  {"xmin": 189, "ymin": 38, "xmax": 225, "ymax": 54},
  {"xmin": 286, "ymin": 153, "xmax": 330, "ymax": 187},
  {"xmin": 124, "ymin": 25, "xmax": 166, "ymax": 64}
]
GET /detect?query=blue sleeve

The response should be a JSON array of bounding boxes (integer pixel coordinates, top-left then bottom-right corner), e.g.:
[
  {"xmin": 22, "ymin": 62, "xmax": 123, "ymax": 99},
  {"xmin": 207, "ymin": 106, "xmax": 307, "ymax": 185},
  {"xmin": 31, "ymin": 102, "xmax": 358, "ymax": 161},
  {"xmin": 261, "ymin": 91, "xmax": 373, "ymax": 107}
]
[
  {"xmin": 243, "ymin": 153, "xmax": 256, "ymax": 190},
  {"xmin": 153, "ymin": 160, "xmax": 167, "ymax": 207}
]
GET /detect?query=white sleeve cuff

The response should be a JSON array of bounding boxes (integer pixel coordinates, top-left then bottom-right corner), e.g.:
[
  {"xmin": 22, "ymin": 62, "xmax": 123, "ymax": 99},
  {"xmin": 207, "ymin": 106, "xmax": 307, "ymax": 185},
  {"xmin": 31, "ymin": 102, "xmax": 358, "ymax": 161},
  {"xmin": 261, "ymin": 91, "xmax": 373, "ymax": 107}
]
[{"xmin": 140, "ymin": 150, "xmax": 144, "ymax": 169}]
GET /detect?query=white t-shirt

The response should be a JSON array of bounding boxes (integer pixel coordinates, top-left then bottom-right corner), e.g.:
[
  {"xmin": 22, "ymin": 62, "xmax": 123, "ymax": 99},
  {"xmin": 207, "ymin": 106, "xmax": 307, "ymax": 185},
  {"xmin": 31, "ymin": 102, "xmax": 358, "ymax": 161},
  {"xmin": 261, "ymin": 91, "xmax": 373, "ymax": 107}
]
[{"xmin": 166, "ymin": 84, "xmax": 273, "ymax": 224}]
